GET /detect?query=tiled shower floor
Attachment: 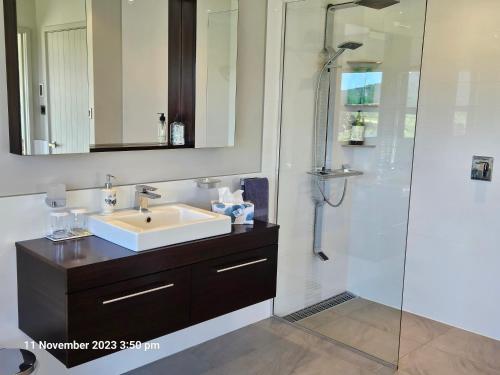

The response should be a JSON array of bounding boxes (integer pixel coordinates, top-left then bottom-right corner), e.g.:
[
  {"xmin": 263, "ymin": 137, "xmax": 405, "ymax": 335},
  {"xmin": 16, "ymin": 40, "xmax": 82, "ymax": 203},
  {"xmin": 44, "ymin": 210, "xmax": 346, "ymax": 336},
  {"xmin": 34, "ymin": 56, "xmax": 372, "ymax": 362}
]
[
  {"xmin": 127, "ymin": 304, "xmax": 500, "ymax": 375},
  {"xmin": 297, "ymin": 298, "xmax": 404, "ymax": 364}
]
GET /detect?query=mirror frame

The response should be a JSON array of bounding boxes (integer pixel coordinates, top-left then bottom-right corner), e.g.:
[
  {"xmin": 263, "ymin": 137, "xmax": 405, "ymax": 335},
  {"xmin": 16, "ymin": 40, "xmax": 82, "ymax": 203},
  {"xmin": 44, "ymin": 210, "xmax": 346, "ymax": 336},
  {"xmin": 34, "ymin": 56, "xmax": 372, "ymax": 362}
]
[{"xmin": 3, "ymin": 0, "xmax": 196, "ymax": 154}]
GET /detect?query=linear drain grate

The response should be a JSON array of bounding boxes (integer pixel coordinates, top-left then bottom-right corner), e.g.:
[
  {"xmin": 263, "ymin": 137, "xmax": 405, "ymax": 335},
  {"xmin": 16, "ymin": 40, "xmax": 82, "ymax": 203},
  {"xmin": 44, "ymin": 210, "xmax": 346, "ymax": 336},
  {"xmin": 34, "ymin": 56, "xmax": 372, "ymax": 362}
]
[{"xmin": 282, "ymin": 292, "xmax": 357, "ymax": 323}]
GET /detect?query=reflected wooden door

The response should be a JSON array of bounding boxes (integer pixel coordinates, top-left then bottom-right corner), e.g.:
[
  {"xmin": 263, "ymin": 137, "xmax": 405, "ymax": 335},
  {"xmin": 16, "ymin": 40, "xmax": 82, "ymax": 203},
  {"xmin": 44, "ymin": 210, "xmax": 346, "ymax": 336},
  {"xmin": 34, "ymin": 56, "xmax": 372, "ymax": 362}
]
[{"xmin": 45, "ymin": 25, "xmax": 89, "ymax": 154}]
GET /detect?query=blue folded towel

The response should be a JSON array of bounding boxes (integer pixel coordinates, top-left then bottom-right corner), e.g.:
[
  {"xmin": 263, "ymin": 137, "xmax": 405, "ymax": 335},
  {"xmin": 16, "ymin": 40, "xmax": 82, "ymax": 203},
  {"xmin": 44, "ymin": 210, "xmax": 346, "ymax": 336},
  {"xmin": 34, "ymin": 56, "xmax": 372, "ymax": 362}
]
[{"xmin": 241, "ymin": 178, "xmax": 269, "ymax": 222}]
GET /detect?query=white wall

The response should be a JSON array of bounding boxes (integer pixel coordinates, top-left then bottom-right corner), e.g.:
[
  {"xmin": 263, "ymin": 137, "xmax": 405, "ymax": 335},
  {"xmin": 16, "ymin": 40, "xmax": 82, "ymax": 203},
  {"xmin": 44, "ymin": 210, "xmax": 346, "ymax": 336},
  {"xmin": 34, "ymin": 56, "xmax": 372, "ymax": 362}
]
[
  {"xmin": 121, "ymin": 0, "xmax": 169, "ymax": 144},
  {"xmin": 35, "ymin": 0, "xmax": 86, "ymax": 27},
  {"xmin": 16, "ymin": 0, "xmax": 36, "ymax": 28},
  {"xmin": 90, "ymin": 0, "xmax": 123, "ymax": 145},
  {"xmin": 195, "ymin": 0, "xmax": 238, "ymax": 148},
  {"xmin": 403, "ymin": 0, "xmax": 500, "ymax": 341}
]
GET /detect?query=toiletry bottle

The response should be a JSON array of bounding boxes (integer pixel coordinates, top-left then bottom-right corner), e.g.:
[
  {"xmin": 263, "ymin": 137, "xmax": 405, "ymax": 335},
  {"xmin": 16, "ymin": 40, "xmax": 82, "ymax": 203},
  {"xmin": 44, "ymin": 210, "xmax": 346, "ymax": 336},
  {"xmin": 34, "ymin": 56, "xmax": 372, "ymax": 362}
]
[
  {"xmin": 157, "ymin": 113, "xmax": 168, "ymax": 145},
  {"xmin": 349, "ymin": 110, "xmax": 365, "ymax": 145},
  {"xmin": 170, "ymin": 121, "xmax": 185, "ymax": 146},
  {"xmin": 102, "ymin": 174, "xmax": 117, "ymax": 215}
]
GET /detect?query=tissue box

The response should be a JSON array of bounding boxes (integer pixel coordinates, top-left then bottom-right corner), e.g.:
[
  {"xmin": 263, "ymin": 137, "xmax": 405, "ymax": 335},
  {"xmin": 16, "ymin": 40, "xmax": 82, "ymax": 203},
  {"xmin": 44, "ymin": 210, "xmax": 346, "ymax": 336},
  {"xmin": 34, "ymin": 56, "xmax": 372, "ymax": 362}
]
[{"xmin": 211, "ymin": 201, "xmax": 254, "ymax": 225}]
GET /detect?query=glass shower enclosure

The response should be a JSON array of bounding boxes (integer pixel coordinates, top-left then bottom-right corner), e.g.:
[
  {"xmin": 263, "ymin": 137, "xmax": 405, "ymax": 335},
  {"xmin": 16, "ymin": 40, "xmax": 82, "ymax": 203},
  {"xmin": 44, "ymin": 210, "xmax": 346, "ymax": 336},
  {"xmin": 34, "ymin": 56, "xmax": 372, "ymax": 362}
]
[{"xmin": 274, "ymin": 0, "xmax": 427, "ymax": 368}]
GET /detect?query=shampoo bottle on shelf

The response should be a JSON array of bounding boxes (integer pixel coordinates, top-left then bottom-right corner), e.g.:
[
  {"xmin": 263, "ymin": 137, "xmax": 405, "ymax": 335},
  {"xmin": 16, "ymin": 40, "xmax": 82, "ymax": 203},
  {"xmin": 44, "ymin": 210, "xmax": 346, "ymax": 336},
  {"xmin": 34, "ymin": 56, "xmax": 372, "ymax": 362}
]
[
  {"xmin": 102, "ymin": 174, "xmax": 117, "ymax": 215},
  {"xmin": 349, "ymin": 110, "xmax": 366, "ymax": 146},
  {"xmin": 157, "ymin": 113, "xmax": 168, "ymax": 145}
]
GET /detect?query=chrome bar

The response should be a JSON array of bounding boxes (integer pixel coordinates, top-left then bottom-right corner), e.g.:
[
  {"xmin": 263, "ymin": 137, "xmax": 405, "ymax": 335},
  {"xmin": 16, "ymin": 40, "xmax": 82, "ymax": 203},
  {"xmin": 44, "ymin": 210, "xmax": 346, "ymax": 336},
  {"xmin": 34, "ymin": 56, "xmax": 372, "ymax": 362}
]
[
  {"xmin": 217, "ymin": 258, "xmax": 268, "ymax": 273},
  {"xmin": 327, "ymin": 2, "xmax": 358, "ymax": 11},
  {"xmin": 313, "ymin": 201, "xmax": 324, "ymax": 255},
  {"xmin": 102, "ymin": 283, "xmax": 174, "ymax": 305}
]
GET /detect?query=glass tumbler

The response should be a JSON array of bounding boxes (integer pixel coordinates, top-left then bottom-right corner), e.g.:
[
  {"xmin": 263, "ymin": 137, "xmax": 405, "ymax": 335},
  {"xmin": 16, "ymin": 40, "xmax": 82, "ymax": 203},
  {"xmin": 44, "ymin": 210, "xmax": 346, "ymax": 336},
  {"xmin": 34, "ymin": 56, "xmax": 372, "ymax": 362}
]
[
  {"xmin": 70, "ymin": 208, "xmax": 88, "ymax": 235},
  {"xmin": 50, "ymin": 211, "xmax": 70, "ymax": 239}
]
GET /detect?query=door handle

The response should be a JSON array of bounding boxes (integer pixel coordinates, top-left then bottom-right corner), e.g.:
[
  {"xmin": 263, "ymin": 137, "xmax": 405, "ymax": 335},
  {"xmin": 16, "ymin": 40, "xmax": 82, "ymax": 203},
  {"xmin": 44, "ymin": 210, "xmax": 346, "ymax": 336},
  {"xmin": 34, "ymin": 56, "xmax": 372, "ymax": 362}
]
[
  {"xmin": 482, "ymin": 162, "xmax": 490, "ymax": 178},
  {"xmin": 216, "ymin": 258, "xmax": 268, "ymax": 273},
  {"xmin": 48, "ymin": 141, "xmax": 58, "ymax": 149},
  {"xmin": 102, "ymin": 283, "xmax": 175, "ymax": 305}
]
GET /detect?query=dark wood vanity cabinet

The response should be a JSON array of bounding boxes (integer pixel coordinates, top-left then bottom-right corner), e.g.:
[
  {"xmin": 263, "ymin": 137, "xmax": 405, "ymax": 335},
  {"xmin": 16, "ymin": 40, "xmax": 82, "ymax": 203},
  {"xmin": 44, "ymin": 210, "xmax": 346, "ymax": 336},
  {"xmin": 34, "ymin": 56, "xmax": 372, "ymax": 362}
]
[
  {"xmin": 191, "ymin": 246, "xmax": 277, "ymax": 324},
  {"xmin": 16, "ymin": 222, "xmax": 279, "ymax": 367},
  {"xmin": 68, "ymin": 268, "xmax": 191, "ymax": 366}
]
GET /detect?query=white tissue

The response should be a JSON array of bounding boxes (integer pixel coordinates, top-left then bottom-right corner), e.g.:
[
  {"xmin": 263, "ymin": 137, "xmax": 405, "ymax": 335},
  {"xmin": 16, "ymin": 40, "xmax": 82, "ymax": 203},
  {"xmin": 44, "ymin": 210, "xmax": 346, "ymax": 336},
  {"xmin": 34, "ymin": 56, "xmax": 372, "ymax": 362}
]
[{"xmin": 218, "ymin": 187, "xmax": 244, "ymax": 204}]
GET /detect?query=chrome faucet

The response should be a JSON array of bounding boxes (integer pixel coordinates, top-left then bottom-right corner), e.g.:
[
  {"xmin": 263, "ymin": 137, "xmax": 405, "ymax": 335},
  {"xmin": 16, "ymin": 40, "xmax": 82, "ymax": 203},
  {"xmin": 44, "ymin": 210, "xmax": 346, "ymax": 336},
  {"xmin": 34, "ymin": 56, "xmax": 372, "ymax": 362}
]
[{"xmin": 135, "ymin": 185, "xmax": 162, "ymax": 212}]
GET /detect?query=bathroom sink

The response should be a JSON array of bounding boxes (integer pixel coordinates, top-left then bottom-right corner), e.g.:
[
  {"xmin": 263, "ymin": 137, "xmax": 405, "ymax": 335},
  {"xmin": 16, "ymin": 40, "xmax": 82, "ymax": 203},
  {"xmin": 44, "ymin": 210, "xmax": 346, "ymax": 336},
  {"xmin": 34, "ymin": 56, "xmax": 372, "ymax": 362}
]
[{"xmin": 88, "ymin": 204, "xmax": 232, "ymax": 252}]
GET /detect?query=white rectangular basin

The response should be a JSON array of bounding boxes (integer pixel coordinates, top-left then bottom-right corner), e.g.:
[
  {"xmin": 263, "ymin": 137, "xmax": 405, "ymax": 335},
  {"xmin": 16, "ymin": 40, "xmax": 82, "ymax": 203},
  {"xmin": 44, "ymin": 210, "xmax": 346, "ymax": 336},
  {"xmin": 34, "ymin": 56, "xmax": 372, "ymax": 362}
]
[{"xmin": 88, "ymin": 204, "xmax": 232, "ymax": 252}]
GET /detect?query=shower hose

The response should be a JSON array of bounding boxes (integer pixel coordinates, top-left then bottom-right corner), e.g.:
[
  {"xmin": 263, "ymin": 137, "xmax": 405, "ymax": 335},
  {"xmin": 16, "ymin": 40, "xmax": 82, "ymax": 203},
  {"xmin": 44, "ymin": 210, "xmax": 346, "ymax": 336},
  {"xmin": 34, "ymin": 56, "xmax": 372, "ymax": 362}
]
[{"xmin": 315, "ymin": 177, "xmax": 348, "ymax": 208}]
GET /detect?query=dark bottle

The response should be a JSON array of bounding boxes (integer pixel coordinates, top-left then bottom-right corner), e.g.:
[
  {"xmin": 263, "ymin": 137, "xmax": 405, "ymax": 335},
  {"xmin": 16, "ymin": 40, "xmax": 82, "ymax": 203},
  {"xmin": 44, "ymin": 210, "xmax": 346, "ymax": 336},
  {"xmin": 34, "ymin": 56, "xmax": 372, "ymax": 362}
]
[{"xmin": 349, "ymin": 110, "xmax": 365, "ymax": 145}]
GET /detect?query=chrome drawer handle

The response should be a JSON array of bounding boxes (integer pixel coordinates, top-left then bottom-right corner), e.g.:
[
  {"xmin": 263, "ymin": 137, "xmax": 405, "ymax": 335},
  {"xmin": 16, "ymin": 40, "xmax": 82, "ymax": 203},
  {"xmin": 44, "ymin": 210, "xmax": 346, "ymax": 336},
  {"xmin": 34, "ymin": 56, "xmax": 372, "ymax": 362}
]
[
  {"xmin": 102, "ymin": 283, "xmax": 174, "ymax": 305},
  {"xmin": 216, "ymin": 258, "xmax": 268, "ymax": 273}
]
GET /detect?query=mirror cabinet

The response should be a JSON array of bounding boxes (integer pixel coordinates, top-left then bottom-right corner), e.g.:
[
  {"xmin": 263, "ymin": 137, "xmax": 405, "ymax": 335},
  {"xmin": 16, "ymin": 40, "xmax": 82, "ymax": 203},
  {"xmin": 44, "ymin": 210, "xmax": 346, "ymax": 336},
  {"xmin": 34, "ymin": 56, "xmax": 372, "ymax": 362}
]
[{"xmin": 3, "ymin": 0, "xmax": 239, "ymax": 155}]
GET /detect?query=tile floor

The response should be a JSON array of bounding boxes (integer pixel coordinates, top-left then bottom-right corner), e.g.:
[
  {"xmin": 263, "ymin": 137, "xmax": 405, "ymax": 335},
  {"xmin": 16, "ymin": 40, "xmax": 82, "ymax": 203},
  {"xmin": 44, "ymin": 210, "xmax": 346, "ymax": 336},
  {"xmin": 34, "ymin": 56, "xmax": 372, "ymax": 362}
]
[
  {"xmin": 127, "ymin": 302, "xmax": 500, "ymax": 375},
  {"xmin": 298, "ymin": 298, "xmax": 401, "ymax": 363}
]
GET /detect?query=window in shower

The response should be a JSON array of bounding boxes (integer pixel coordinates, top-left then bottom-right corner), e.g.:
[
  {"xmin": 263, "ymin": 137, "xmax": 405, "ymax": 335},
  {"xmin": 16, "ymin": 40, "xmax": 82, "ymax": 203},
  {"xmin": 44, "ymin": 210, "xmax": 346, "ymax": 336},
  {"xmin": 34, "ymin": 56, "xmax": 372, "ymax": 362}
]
[
  {"xmin": 342, "ymin": 71, "xmax": 382, "ymax": 105},
  {"xmin": 338, "ymin": 71, "xmax": 383, "ymax": 141}
]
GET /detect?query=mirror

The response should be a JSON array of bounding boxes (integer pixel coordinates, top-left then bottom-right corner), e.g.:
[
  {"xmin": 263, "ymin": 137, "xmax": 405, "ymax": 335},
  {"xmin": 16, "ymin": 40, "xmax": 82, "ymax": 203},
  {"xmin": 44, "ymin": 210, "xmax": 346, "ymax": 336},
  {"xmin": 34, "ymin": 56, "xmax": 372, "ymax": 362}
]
[
  {"xmin": 89, "ymin": 0, "xmax": 172, "ymax": 150},
  {"xmin": 13, "ymin": 0, "xmax": 176, "ymax": 154},
  {"xmin": 195, "ymin": 0, "xmax": 238, "ymax": 148},
  {"xmin": 15, "ymin": 0, "xmax": 90, "ymax": 154},
  {"xmin": 6, "ymin": 0, "xmax": 238, "ymax": 155}
]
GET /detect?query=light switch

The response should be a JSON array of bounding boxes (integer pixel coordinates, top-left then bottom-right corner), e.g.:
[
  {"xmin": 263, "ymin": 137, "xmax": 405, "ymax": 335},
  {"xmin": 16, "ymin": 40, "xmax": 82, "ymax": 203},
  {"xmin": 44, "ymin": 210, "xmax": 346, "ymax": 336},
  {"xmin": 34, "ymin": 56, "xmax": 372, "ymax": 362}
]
[{"xmin": 471, "ymin": 156, "xmax": 494, "ymax": 181}]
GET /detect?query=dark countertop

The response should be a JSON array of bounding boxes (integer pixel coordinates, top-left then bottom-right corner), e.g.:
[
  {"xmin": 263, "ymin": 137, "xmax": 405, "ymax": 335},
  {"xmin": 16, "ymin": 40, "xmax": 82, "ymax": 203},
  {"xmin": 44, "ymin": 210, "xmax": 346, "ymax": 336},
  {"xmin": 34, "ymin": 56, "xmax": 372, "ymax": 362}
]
[{"xmin": 16, "ymin": 221, "xmax": 279, "ymax": 292}]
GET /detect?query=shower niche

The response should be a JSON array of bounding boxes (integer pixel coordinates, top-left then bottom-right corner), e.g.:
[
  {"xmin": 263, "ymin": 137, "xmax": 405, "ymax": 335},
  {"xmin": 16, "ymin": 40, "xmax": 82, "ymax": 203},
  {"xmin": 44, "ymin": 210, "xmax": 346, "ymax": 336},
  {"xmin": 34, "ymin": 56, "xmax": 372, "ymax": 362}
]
[{"xmin": 275, "ymin": 0, "xmax": 427, "ymax": 368}]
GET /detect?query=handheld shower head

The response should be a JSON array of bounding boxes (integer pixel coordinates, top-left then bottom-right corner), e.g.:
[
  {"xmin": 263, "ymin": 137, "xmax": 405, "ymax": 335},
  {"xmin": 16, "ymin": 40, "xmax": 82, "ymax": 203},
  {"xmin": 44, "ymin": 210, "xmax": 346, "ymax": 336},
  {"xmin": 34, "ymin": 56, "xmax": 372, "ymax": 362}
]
[
  {"xmin": 326, "ymin": 41, "xmax": 363, "ymax": 65},
  {"xmin": 337, "ymin": 41, "xmax": 363, "ymax": 50}
]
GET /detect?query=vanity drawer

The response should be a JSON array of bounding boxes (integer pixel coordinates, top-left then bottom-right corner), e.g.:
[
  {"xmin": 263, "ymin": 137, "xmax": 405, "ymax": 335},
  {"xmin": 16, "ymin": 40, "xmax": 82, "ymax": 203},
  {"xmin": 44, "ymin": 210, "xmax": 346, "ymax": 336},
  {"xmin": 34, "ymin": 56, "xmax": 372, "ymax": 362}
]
[
  {"xmin": 67, "ymin": 267, "xmax": 190, "ymax": 366},
  {"xmin": 191, "ymin": 246, "xmax": 278, "ymax": 323}
]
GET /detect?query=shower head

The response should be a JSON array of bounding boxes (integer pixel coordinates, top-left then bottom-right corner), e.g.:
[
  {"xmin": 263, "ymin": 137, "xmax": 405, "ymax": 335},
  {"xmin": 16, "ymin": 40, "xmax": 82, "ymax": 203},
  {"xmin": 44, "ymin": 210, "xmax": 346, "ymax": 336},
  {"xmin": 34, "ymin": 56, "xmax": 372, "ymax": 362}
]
[
  {"xmin": 323, "ymin": 41, "xmax": 363, "ymax": 69},
  {"xmin": 328, "ymin": 0, "xmax": 400, "ymax": 11},
  {"xmin": 355, "ymin": 0, "xmax": 400, "ymax": 9},
  {"xmin": 337, "ymin": 41, "xmax": 363, "ymax": 50}
]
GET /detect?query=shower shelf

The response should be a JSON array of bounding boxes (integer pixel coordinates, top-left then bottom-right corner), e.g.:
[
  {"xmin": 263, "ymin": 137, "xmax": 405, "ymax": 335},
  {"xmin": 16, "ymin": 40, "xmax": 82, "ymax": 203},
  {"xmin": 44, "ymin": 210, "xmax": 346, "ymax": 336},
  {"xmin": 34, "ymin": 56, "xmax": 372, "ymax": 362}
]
[
  {"xmin": 347, "ymin": 60, "xmax": 382, "ymax": 65},
  {"xmin": 344, "ymin": 103, "xmax": 379, "ymax": 107},
  {"xmin": 341, "ymin": 144, "xmax": 376, "ymax": 148},
  {"xmin": 308, "ymin": 169, "xmax": 364, "ymax": 180}
]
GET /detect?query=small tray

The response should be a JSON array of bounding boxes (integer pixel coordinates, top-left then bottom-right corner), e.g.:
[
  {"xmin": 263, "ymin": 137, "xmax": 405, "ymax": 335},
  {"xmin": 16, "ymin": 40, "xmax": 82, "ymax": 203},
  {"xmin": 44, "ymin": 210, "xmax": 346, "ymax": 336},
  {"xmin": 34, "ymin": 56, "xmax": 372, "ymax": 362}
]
[{"xmin": 45, "ymin": 231, "xmax": 93, "ymax": 242}]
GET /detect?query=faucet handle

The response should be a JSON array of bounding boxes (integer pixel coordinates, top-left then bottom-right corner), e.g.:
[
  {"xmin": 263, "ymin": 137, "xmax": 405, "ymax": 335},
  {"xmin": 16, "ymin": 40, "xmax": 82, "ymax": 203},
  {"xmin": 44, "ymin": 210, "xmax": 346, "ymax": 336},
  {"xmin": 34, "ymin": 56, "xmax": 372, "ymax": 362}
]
[{"xmin": 136, "ymin": 184, "xmax": 157, "ymax": 192}]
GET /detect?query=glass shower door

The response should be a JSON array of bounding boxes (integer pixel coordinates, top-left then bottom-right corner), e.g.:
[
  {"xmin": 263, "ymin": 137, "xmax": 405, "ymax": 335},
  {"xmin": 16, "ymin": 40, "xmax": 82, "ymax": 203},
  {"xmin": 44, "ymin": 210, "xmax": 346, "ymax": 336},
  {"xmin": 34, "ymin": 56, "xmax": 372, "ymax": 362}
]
[{"xmin": 274, "ymin": 0, "xmax": 427, "ymax": 367}]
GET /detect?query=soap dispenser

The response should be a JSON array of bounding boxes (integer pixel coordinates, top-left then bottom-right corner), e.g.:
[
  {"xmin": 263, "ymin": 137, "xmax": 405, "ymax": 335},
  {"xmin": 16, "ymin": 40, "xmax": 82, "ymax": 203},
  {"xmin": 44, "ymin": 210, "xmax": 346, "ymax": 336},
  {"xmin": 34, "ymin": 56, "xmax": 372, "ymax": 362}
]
[
  {"xmin": 102, "ymin": 174, "xmax": 117, "ymax": 215},
  {"xmin": 157, "ymin": 113, "xmax": 168, "ymax": 145}
]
